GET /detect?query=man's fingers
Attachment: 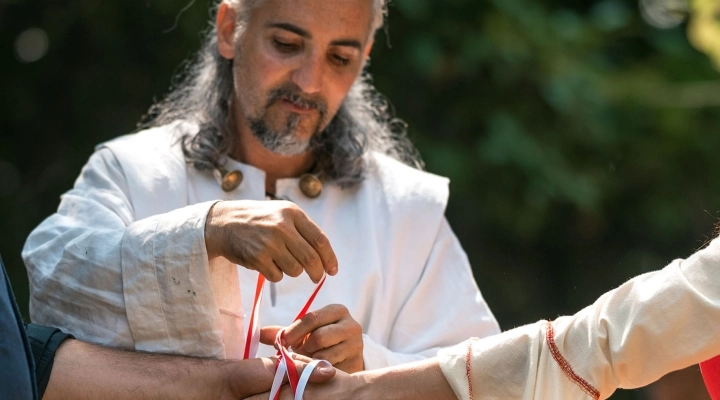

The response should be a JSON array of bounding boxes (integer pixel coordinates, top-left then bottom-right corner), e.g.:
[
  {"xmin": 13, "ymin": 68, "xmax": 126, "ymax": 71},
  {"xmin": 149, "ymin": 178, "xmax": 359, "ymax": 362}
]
[
  {"xmin": 259, "ymin": 326, "xmax": 283, "ymax": 346},
  {"xmin": 309, "ymin": 340, "xmax": 365, "ymax": 374},
  {"xmin": 300, "ymin": 309, "xmax": 362, "ymax": 353},
  {"xmin": 288, "ymin": 340, "xmax": 312, "ymax": 357},
  {"xmin": 281, "ymin": 305, "xmax": 345, "ymax": 346},
  {"xmin": 293, "ymin": 214, "xmax": 339, "ymax": 277},
  {"xmin": 310, "ymin": 340, "xmax": 357, "ymax": 366},
  {"xmin": 252, "ymin": 256, "xmax": 284, "ymax": 283},
  {"xmin": 301, "ymin": 323, "xmax": 346, "ymax": 354},
  {"xmin": 289, "ymin": 353, "xmax": 315, "ymax": 363},
  {"xmin": 289, "ymin": 353, "xmax": 337, "ymax": 383},
  {"xmin": 303, "ymin": 360, "xmax": 336, "ymax": 383},
  {"xmin": 272, "ymin": 246, "xmax": 304, "ymax": 278},
  {"xmin": 332, "ymin": 357, "xmax": 364, "ymax": 374},
  {"xmin": 241, "ymin": 358, "xmax": 336, "ymax": 400},
  {"xmin": 284, "ymin": 233, "xmax": 325, "ymax": 283}
]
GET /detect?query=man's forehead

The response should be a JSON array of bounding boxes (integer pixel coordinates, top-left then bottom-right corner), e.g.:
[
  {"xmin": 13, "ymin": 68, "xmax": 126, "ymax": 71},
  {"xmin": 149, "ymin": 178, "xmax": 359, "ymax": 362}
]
[{"xmin": 250, "ymin": 0, "xmax": 374, "ymax": 43}]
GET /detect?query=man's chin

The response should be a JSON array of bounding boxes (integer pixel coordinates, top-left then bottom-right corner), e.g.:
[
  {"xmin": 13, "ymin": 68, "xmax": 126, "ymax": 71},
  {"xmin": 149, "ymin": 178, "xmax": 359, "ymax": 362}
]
[
  {"xmin": 264, "ymin": 139, "xmax": 312, "ymax": 157},
  {"xmin": 266, "ymin": 122, "xmax": 321, "ymax": 142}
]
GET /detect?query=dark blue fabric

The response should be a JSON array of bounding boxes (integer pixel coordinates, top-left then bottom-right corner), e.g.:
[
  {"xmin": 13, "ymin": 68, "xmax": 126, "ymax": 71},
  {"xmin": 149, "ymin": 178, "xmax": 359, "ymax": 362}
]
[
  {"xmin": 25, "ymin": 323, "xmax": 73, "ymax": 397},
  {"xmin": 0, "ymin": 255, "xmax": 37, "ymax": 400}
]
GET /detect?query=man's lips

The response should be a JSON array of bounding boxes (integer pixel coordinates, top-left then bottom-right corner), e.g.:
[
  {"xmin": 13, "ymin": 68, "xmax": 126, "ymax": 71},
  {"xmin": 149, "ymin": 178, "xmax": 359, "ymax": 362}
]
[{"xmin": 281, "ymin": 98, "xmax": 316, "ymax": 113}]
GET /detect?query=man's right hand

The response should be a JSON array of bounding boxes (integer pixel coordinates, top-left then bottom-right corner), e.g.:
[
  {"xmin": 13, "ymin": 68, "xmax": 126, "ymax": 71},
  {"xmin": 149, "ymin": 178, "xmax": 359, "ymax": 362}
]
[{"xmin": 204, "ymin": 200, "xmax": 338, "ymax": 283}]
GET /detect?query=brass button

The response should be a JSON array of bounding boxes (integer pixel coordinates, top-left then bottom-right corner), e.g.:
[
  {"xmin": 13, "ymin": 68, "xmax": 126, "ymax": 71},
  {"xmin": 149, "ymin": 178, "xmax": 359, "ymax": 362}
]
[
  {"xmin": 299, "ymin": 174, "xmax": 322, "ymax": 198},
  {"xmin": 220, "ymin": 169, "xmax": 243, "ymax": 192}
]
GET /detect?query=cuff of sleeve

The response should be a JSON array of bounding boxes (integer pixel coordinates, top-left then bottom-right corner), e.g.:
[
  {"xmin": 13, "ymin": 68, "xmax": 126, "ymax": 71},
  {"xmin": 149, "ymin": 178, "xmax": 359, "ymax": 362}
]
[
  {"xmin": 25, "ymin": 323, "xmax": 74, "ymax": 399},
  {"xmin": 437, "ymin": 339, "xmax": 475, "ymax": 400},
  {"xmin": 121, "ymin": 201, "xmax": 224, "ymax": 357}
]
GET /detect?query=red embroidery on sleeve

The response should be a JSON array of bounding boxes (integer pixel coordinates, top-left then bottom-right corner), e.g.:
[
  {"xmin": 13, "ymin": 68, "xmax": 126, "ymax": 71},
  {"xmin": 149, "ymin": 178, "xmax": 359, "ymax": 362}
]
[
  {"xmin": 545, "ymin": 321, "xmax": 600, "ymax": 400},
  {"xmin": 466, "ymin": 339, "xmax": 475, "ymax": 400}
]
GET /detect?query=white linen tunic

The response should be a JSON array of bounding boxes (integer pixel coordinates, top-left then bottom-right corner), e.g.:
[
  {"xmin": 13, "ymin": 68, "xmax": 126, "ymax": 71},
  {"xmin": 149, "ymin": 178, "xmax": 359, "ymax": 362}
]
[
  {"xmin": 439, "ymin": 236, "xmax": 720, "ymax": 399},
  {"xmin": 22, "ymin": 124, "xmax": 500, "ymax": 368}
]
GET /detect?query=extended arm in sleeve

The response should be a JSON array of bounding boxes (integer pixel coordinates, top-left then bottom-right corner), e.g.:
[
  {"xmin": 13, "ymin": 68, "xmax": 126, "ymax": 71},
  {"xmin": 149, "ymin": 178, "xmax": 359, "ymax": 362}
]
[
  {"xmin": 439, "ymin": 237, "xmax": 720, "ymax": 400},
  {"xmin": 22, "ymin": 148, "xmax": 221, "ymax": 356}
]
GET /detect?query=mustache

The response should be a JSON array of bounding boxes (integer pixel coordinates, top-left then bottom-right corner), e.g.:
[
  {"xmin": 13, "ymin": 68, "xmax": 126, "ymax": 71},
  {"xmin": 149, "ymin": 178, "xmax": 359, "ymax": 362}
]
[{"xmin": 267, "ymin": 84, "xmax": 328, "ymax": 115}]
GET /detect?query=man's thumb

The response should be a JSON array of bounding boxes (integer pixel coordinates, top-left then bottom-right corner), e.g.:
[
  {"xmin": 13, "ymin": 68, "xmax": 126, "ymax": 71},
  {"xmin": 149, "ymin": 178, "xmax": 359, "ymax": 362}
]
[
  {"xmin": 304, "ymin": 360, "xmax": 336, "ymax": 383},
  {"xmin": 260, "ymin": 326, "xmax": 283, "ymax": 346}
]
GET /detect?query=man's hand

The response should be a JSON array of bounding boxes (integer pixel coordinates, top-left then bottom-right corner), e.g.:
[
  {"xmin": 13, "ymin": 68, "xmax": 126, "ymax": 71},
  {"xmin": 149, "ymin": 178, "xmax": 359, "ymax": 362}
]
[
  {"xmin": 225, "ymin": 355, "xmax": 336, "ymax": 400},
  {"xmin": 243, "ymin": 359, "xmax": 456, "ymax": 400},
  {"xmin": 205, "ymin": 200, "xmax": 339, "ymax": 283},
  {"xmin": 243, "ymin": 368, "xmax": 367, "ymax": 400},
  {"xmin": 261, "ymin": 304, "xmax": 365, "ymax": 373}
]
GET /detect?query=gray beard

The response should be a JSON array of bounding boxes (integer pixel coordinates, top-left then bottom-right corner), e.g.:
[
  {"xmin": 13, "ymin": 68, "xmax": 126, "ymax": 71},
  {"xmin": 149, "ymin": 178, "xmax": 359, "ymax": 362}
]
[
  {"xmin": 249, "ymin": 113, "xmax": 319, "ymax": 156},
  {"xmin": 245, "ymin": 82, "xmax": 328, "ymax": 156}
]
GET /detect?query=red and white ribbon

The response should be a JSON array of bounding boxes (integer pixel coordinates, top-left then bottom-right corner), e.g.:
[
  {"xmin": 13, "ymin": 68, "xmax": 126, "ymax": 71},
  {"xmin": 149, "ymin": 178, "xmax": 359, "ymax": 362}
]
[
  {"xmin": 244, "ymin": 273, "xmax": 328, "ymax": 399},
  {"xmin": 243, "ymin": 274, "xmax": 266, "ymax": 360}
]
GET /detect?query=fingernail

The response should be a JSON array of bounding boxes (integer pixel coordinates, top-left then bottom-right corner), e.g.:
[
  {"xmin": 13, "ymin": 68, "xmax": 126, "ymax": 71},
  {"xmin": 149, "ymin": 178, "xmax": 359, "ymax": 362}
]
[{"xmin": 316, "ymin": 360, "xmax": 334, "ymax": 374}]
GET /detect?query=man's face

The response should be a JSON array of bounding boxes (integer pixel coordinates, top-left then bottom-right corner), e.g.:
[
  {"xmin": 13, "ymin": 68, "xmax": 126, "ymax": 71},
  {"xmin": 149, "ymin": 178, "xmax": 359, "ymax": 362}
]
[{"xmin": 224, "ymin": 0, "xmax": 374, "ymax": 155}]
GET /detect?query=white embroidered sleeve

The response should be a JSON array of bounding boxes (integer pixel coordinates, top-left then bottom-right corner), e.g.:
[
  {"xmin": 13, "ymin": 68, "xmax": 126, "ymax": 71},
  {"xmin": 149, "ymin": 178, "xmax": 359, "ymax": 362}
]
[{"xmin": 438, "ymin": 237, "xmax": 720, "ymax": 400}]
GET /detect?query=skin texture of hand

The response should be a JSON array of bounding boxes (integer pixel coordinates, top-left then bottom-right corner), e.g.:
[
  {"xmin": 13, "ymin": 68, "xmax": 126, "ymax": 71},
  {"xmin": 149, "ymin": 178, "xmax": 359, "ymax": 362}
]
[
  {"xmin": 261, "ymin": 304, "xmax": 365, "ymax": 373},
  {"xmin": 243, "ymin": 359, "xmax": 457, "ymax": 400},
  {"xmin": 245, "ymin": 368, "xmax": 365, "ymax": 400},
  {"xmin": 43, "ymin": 339, "xmax": 335, "ymax": 400},
  {"xmin": 205, "ymin": 200, "xmax": 339, "ymax": 283}
]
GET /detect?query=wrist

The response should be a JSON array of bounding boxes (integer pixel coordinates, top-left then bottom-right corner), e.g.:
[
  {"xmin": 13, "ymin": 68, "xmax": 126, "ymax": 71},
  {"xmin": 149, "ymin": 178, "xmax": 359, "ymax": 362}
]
[{"xmin": 351, "ymin": 371, "xmax": 381, "ymax": 400}]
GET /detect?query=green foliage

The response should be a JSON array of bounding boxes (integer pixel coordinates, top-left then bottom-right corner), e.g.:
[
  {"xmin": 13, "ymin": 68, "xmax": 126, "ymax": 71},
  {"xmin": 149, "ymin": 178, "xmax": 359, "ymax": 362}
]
[{"xmin": 1, "ymin": 1, "xmax": 718, "ymax": 397}]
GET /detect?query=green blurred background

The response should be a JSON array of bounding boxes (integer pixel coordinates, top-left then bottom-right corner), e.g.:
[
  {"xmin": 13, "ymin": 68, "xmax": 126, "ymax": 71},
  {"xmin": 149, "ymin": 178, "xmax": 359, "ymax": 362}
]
[{"xmin": 1, "ymin": 0, "xmax": 719, "ymax": 398}]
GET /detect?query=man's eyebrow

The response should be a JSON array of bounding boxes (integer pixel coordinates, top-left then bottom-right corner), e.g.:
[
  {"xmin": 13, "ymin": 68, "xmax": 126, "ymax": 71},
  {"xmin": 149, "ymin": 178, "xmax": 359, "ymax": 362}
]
[
  {"xmin": 330, "ymin": 39, "xmax": 362, "ymax": 51},
  {"xmin": 266, "ymin": 22, "xmax": 311, "ymax": 39},
  {"xmin": 266, "ymin": 22, "xmax": 363, "ymax": 50}
]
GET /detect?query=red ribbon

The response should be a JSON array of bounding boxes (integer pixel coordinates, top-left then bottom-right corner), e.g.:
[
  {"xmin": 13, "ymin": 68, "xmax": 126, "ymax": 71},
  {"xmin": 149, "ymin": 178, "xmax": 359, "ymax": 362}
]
[
  {"xmin": 701, "ymin": 355, "xmax": 720, "ymax": 400},
  {"xmin": 243, "ymin": 273, "xmax": 327, "ymax": 399}
]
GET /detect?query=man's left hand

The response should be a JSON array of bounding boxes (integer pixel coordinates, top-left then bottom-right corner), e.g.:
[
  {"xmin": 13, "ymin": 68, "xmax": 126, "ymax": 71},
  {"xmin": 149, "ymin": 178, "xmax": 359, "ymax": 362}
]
[{"xmin": 260, "ymin": 304, "xmax": 365, "ymax": 373}]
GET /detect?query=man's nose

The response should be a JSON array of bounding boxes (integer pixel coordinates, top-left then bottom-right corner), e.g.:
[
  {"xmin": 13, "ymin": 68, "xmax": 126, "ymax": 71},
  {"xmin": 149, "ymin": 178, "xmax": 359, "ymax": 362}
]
[{"xmin": 291, "ymin": 52, "xmax": 324, "ymax": 95}]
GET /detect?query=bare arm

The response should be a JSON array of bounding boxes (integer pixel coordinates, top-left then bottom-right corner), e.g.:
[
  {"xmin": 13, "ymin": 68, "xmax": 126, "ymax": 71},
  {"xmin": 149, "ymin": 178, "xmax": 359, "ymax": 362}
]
[
  {"xmin": 44, "ymin": 339, "xmax": 334, "ymax": 400},
  {"xmin": 357, "ymin": 359, "xmax": 457, "ymax": 400},
  {"xmin": 245, "ymin": 358, "xmax": 456, "ymax": 400}
]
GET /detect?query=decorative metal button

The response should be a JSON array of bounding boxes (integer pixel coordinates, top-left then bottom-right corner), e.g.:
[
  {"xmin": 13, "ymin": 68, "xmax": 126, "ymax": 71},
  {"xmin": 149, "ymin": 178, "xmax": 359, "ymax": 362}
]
[
  {"xmin": 218, "ymin": 166, "xmax": 243, "ymax": 192},
  {"xmin": 299, "ymin": 174, "xmax": 322, "ymax": 198}
]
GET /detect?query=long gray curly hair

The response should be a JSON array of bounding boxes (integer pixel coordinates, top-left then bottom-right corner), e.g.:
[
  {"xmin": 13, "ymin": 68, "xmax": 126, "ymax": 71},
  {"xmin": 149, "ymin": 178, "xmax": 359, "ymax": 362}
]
[{"xmin": 139, "ymin": 0, "xmax": 423, "ymax": 188}]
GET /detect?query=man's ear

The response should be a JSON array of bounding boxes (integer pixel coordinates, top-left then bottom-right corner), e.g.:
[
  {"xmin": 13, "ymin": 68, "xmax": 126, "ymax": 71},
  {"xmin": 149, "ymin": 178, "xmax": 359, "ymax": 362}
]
[
  {"xmin": 216, "ymin": 2, "xmax": 237, "ymax": 60},
  {"xmin": 363, "ymin": 39, "xmax": 374, "ymax": 59},
  {"xmin": 359, "ymin": 39, "xmax": 374, "ymax": 69}
]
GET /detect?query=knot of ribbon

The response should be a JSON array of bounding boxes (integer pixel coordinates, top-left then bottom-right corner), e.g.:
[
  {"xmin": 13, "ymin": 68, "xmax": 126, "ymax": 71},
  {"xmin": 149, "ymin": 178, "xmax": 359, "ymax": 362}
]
[{"xmin": 243, "ymin": 273, "xmax": 327, "ymax": 400}]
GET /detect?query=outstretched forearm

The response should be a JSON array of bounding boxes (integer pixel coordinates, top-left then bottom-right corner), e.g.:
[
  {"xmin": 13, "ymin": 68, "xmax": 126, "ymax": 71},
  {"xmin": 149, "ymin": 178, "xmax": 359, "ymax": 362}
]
[
  {"xmin": 359, "ymin": 359, "xmax": 457, "ymax": 400},
  {"xmin": 44, "ymin": 339, "xmax": 277, "ymax": 400},
  {"xmin": 247, "ymin": 358, "xmax": 457, "ymax": 400}
]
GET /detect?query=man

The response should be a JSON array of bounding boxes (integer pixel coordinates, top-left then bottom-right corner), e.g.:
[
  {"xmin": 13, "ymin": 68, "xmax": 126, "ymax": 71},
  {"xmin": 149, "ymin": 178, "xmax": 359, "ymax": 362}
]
[
  {"xmin": 1, "ymin": 256, "xmax": 332, "ymax": 400},
  {"xmin": 23, "ymin": 0, "xmax": 499, "ymax": 372}
]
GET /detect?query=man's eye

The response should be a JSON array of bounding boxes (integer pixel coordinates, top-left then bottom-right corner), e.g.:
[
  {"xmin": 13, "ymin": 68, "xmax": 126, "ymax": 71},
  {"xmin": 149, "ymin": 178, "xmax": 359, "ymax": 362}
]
[
  {"xmin": 331, "ymin": 54, "xmax": 350, "ymax": 66},
  {"xmin": 273, "ymin": 39, "xmax": 299, "ymax": 52}
]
